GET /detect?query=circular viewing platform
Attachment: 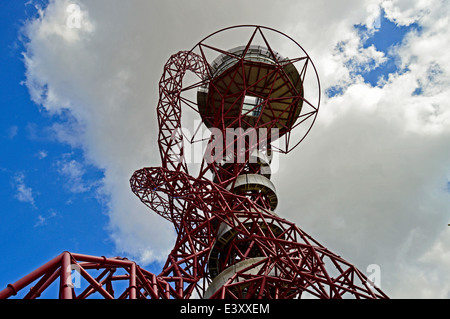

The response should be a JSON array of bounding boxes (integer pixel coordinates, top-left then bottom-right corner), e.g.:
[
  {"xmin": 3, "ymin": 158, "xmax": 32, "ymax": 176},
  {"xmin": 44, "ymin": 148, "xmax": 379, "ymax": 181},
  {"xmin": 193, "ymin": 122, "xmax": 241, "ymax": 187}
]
[{"xmin": 197, "ymin": 45, "xmax": 304, "ymax": 138}]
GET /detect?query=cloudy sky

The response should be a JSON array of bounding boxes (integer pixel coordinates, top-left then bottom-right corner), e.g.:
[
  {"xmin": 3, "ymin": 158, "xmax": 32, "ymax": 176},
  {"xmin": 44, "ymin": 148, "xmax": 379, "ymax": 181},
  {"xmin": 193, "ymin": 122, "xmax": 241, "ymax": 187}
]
[{"xmin": 0, "ymin": 0, "xmax": 449, "ymax": 298}]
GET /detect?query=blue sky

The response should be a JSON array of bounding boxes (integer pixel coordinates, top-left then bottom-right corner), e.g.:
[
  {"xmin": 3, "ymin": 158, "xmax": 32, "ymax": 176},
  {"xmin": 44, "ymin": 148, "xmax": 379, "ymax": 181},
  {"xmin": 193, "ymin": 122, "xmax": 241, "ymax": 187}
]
[
  {"xmin": 326, "ymin": 11, "xmax": 421, "ymax": 97},
  {"xmin": 0, "ymin": 1, "xmax": 112, "ymax": 288},
  {"xmin": 0, "ymin": 1, "xmax": 449, "ymax": 298},
  {"xmin": 354, "ymin": 13, "xmax": 420, "ymax": 87}
]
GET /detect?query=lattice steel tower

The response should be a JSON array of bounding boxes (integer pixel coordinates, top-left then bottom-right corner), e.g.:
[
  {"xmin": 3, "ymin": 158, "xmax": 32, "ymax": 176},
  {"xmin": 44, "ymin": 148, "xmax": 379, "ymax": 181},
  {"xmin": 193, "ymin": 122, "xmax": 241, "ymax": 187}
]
[{"xmin": 0, "ymin": 25, "xmax": 388, "ymax": 299}]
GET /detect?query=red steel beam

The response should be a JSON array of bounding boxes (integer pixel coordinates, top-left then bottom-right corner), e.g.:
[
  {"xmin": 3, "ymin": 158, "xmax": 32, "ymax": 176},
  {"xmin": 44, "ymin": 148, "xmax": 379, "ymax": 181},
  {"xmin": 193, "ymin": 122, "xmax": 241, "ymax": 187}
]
[{"xmin": 0, "ymin": 252, "xmax": 64, "ymax": 299}]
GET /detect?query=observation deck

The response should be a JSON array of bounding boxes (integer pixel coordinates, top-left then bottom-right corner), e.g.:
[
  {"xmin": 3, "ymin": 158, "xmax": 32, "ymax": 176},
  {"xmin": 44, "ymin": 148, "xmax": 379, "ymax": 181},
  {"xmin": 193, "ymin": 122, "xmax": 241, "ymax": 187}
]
[{"xmin": 197, "ymin": 45, "xmax": 304, "ymax": 137}]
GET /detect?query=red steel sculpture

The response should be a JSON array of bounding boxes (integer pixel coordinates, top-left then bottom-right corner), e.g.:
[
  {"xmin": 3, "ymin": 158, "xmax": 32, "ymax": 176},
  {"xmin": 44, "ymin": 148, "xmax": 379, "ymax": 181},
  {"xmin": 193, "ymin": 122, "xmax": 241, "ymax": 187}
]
[{"xmin": 0, "ymin": 25, "xmax": 388, "ymax": 299}]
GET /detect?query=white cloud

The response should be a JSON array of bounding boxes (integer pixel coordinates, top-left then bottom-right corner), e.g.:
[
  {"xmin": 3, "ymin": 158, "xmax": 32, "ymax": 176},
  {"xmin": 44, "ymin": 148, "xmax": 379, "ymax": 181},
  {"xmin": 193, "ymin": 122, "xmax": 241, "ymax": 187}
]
[
  {"xmin": 56, "ymin": 157, "xmax": 90, "ymax": 193},
  {"xmin": 34, "ymin": 209, "xmax": 58, "ymax": 228},
  {"xmin": 382, "ymin": 0, "xmax": 432, "ymax": 26},
  {"xmin": 7, "ymin": 126, "xmax": 18, "ymax": 139},
  {"xmin": 21, "ymin": 0, "xmax": 450, "ymax": 298},
  {"xmin": 276, "ymin": 0, "xmax": 450, "ymax": 298},
  {"xmin": 35, "ymin": 150, "xmax": 48, "ymax": 159},
  {"xmin": 12, "ymin": 172, "xmax": 36, "ymax": 208},
  {"xmin": 34, "ymin": 215, "xmax": 46, "ymax": 227}
]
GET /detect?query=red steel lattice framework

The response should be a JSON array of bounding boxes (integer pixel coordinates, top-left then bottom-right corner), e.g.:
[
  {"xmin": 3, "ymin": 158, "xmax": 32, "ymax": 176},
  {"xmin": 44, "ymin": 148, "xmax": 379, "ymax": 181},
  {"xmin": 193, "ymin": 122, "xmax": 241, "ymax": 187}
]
[{"xmin": 0, "ymin": 25, "xmax": 388, "ymax": 299}]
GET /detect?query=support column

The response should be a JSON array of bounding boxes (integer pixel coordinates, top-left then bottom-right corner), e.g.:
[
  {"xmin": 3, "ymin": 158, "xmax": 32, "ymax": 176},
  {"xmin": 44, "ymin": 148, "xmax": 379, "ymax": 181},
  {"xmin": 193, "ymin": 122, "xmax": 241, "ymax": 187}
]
[{"xmin": 60, "ymin": 252, "xmax": 73, "ymax": 299}]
